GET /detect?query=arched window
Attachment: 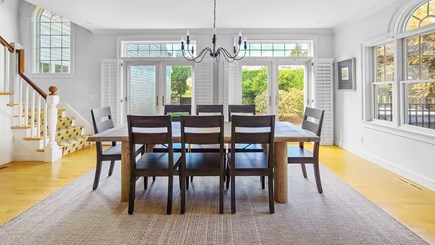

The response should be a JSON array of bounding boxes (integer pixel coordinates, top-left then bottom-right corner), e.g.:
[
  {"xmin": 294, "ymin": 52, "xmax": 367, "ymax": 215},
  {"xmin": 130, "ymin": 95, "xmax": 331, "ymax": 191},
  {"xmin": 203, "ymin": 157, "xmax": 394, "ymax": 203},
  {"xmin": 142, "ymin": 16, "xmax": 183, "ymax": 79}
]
[
  {"xmin": 406, "ymin": 0, "xmax": 435, "ymax": 31},
  {"xmin": 34, "ymin": 7, "xmax": 71, "ymax": 74}
]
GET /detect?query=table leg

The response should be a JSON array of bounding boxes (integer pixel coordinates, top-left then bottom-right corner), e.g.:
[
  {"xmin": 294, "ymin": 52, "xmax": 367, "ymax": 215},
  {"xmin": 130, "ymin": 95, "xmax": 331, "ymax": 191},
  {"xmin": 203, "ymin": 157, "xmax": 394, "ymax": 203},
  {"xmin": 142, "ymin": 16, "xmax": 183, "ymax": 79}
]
[
  {"xmin": 121, "ymin": 141, "xmax": 130, "ymax": 202},
  {"xmin": 274, "ymin": 142, "xmax": 288, "ymax": 203}
]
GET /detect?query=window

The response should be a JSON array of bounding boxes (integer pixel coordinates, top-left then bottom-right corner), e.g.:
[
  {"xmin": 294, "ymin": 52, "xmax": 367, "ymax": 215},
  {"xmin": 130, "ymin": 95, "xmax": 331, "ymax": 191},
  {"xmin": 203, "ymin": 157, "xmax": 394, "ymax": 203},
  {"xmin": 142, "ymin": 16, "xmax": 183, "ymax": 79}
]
[
  {"xmin": 122, "ymin": 41, "xmax": 196, "ymax": 58},
  {"xmin": 406, "ymin": 0, "xmax": 435, "ymax": 31},
  {"xmin": 242, "ymin": 41, "xmax": 313, "ymax": 57},
  {"xmin": 34, "ymin": 7, "xmax": 72, "ymax": 74},
  {"xmin": 373, "ymin": 43, "xmax": 394, "ymax": 121}
]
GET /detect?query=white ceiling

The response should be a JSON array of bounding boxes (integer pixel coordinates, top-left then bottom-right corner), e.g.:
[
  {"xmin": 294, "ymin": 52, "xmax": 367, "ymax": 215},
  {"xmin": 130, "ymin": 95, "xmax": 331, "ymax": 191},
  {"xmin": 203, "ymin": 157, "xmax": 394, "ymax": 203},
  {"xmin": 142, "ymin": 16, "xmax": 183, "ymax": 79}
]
[{"xmin": 25, "ymin": 0, "xmax": 403, "ymax": 33}]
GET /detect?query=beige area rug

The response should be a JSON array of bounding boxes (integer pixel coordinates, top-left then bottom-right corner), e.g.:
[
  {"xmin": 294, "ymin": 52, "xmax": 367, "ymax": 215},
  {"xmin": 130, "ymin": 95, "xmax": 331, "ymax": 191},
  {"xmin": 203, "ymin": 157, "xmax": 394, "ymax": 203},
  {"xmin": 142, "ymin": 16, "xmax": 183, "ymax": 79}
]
[{"xmin": 0, "ymin": 164, "xmax": 428, "ymax": 245}]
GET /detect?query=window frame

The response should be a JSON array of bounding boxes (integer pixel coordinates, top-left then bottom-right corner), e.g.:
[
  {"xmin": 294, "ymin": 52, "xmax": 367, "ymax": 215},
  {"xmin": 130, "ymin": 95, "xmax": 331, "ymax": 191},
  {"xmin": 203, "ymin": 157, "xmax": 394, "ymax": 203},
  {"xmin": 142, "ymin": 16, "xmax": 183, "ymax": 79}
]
[
  {"xmin": 362, "ymin": 0, "xmax": 435, "ymax": 143},
  {"xmin": 31, "ymin": 7, "xmax": 74, "ymax": 78},
  {"xmin": 241, "ymin": 40, "xmax": 314, "ymax": 58}
]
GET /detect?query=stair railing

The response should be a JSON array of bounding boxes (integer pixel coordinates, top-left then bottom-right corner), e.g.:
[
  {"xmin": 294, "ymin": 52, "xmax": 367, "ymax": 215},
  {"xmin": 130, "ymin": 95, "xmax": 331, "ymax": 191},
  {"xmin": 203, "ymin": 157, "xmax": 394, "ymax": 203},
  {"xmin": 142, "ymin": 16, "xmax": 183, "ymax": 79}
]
[{"xmin": 1, "ymin": 35, "xmax": 61, "ymax": 162}]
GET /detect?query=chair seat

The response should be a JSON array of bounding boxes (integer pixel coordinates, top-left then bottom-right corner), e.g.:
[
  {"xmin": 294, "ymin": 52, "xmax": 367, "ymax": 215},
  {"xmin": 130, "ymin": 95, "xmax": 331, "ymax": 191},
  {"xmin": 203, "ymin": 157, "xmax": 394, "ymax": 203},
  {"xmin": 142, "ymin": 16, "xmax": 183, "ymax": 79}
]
[
  {"xmin": 228, "ymin": 144, "xmax": 264, "ymax": 152},
  {"xmin": 102, "ymin": 144, "xmax": 143, "ymax": 157},
  {"xmin": 287, "ymin": 146, "xmax": 314, "ymax": 161},
  {"xmin": 135, "ymin": 153, "xmax": 181, "ymax": 170},
  {"xmin": 153, "ymin": 143, "xmax": 185, "ymax": 153},
  {"xmin": 189, "ymin": 144, "xmax": 221, "ymax": 153},
  {"xmin": 228, "ymin": 152, "xmax": 269, "ymax": 169},
  {"xmin": 185, "ymin": 153, "xmax": 222, "ymax": 172}
]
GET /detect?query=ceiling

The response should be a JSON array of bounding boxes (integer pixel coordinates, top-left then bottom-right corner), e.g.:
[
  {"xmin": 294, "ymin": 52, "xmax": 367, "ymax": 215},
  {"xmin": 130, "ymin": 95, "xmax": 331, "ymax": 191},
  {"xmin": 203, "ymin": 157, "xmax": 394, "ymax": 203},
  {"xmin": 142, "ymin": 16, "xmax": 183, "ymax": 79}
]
[{"xmin": 25, "ymin": 0, "xmax": 403, "ymax": 33}]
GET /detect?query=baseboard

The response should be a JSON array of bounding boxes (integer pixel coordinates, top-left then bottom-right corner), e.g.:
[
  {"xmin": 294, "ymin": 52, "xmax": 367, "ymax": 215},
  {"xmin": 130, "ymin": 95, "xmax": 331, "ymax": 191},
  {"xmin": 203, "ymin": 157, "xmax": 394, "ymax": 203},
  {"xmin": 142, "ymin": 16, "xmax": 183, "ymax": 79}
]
[
  {"xmin": 13, "ymin": 152, "xmax": 44, "ymax": 162},
  {"xmin": 339, "ymin": 141, "xmax": 435, "ymax": 192}
]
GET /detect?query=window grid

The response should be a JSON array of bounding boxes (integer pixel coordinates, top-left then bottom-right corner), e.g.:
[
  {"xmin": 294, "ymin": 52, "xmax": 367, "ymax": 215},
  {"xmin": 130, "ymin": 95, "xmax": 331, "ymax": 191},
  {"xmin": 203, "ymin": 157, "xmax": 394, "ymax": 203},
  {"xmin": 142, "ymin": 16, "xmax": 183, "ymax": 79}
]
[
  {"xmin": 244, "ymin": 42, "xmax": 312, "ymax": 57},
  {"xmin": 123, "ymin": 42, "xmax": 195, "ymax": 58},
  {"xmin": 373, "ymin": 43, "xmax": 394, "ymax": 122},
  {"xmin": 35, "ymin": 9, "xmax": 71, "ymax": 74},
  {"xmin": 406, "ymin": 0, "xmax": 435, "ymax": 31}
]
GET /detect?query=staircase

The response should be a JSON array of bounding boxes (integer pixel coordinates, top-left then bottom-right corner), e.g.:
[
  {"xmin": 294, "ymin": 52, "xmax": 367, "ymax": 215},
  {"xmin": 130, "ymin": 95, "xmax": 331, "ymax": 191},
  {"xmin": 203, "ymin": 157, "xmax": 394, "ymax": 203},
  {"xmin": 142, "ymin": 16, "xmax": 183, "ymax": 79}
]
[{"xmin": 1, "ymin": 36, "xmax": 90, "ymax": 163}]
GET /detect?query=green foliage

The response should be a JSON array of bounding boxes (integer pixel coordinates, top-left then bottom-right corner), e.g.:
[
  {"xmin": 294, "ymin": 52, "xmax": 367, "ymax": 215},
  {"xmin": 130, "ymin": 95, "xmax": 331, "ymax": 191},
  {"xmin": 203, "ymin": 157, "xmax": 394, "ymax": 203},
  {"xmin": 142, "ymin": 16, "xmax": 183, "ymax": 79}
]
[
  {"xmin": 242, "ymin": 68, "xmax": 268, "ymax": 105},
  {"xmin": 255, "ymin": 89, "xmax": 304, "ymax": 118},
  {"xmin": 171, "ymin": 66, "xmax": 191, "ymax": 99},
  {"xmin": 278, "ymin": 69, "xmax": 304, "ymax": 90}
]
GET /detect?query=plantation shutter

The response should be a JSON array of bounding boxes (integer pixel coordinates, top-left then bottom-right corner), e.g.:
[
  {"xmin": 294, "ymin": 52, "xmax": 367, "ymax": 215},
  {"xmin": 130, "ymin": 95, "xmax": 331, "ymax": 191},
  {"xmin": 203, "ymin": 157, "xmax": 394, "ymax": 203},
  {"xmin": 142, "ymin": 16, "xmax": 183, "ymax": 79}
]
[
  {"xmin": 314, "ymin": 58, "xmax": 334, "ymax": 145},
  {"xmin": 219, "ymin": 61, "xmax": 236, "ymax": 120},
  {"xmin": 194, "ymin": 61, "xmax": 214, "ymax": 112},
  {"xmin": 101, "ymin": 59, "xmax": 122, "ymax": 126}
]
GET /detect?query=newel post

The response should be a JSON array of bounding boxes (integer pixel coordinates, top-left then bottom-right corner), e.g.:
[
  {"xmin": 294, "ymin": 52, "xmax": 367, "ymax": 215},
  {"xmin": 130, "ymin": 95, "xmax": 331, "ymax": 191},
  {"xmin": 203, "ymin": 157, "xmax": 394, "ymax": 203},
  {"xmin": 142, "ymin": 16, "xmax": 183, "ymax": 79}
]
[{"xmin": 44, "ymin": 86, "xmax": 62, "ymax": 162}]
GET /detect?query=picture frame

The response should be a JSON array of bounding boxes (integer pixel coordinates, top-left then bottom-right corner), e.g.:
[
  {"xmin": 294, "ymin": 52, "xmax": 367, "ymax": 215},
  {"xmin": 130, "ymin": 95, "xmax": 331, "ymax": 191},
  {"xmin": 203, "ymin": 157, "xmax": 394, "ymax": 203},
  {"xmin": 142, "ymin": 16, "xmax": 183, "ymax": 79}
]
[{"xmin": 337, "ymin": 58, "xmax": 356, "ymax": 90}]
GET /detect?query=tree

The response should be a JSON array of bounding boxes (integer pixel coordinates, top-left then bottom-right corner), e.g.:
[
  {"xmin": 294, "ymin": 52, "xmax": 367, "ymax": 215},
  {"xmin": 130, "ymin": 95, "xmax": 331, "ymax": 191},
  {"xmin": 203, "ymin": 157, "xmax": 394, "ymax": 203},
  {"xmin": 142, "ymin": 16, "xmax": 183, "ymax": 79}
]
[{"xmin": 171, "ymin": 66, "xmax": 191, "ymax": 101}]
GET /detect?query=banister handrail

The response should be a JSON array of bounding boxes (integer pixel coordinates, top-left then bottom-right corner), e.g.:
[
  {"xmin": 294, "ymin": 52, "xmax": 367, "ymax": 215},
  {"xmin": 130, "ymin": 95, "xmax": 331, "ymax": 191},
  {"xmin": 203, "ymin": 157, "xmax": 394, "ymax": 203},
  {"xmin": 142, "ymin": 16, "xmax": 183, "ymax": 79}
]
[
  {"xmin": 19, "ymin": 73, "xmax": 48, "ymax": 99},
  {"xmin": 0, "ymin": 36, "xmax": 14, "ymax": 53}
]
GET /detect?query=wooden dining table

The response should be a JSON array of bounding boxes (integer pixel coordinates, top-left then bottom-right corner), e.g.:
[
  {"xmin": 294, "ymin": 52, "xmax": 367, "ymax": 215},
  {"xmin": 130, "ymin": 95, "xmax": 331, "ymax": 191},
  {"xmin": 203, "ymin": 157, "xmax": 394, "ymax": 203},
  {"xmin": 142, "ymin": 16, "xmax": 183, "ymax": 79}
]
[{"xmin": 88, "ymin": 121, "xmax": 320, "ymax": 204}]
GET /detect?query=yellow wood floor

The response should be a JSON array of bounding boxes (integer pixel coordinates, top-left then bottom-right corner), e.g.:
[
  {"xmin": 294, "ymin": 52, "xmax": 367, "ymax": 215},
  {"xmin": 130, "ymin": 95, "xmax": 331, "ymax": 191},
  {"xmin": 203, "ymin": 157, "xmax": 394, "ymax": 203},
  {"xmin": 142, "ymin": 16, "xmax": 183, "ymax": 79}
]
[{"xmin": 0, "ymin": 145, "xmax": 434, "ymax": 243}]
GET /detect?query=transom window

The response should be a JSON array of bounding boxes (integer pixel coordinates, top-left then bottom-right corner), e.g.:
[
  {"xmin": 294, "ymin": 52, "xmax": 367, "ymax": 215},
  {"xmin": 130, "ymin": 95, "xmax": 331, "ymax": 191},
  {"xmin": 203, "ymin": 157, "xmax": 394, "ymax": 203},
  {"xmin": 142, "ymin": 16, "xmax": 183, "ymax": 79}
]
[
  {"xmin": 406, "ymin": 0, "xmax": 435, "ymax": 31},
  {"xmin": 34, "ymin": 7, "xmax": 71, "ymax": 74},
  {"xmin": 243, "ymin": 41, "xmax": 312, "ymax": 57},
  {"xmin": 122, "ymin": 41, "xmax": 196, "ymax": 58}
]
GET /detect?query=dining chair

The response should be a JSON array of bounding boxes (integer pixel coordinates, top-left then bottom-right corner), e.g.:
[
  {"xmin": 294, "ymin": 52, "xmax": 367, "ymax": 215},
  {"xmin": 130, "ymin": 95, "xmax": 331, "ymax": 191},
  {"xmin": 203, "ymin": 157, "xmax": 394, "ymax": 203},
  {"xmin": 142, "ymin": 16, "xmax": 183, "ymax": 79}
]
[
  {"xmin": 227, "ymin": 115, "xmax": 275, "ymax": 214},
  {"xmin": 179, "ymin": 115, "xmax": 225, "ymax": 214},
  {"xmin": 189, "ymin": 105, "xmax": 224, "ymax": 153},
  {"xmin": 127, "ymin": 115, "xmax": 180, "ymax": 215},
  {"xmin": 228, "ymin": 105, "xmax": 264, "ymax": 153},
  {"xmin": 90, "ymin": 107, "xmax": 144, "ymax": 190},
  {"xmin": 287, "ymin": 107, "xmax": 325, "ymax": 193},
  {"xmin": 153, "ymin": 105, "xmax": 191, "ymax": 153}
]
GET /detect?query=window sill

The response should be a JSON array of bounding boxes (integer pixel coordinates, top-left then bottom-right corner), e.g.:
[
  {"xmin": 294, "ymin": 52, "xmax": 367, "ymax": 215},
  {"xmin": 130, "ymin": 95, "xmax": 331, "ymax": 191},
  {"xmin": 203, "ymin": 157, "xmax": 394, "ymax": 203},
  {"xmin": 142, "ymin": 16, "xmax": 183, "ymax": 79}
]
[
  {"xmin": 362, "ymin": 120, "xmax": 435, "ymax": 145},
  {"xmin": 29, "ymin": 73, "xmax": 75, "ymax": 79}
]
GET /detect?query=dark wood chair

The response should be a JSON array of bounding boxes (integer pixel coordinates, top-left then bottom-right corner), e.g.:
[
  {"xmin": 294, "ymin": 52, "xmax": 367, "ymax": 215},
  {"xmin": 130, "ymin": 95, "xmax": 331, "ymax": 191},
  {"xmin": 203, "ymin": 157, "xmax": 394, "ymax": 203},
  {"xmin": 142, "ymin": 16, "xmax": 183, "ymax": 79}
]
[
  {"xmin": 196, "ymin": 104, "xmax": 224, "ymax": 115},
  {"xmin": 287, "ymin": 107, "xmax": 325, "ymax": 193},
  {"xmin": 90, "ymin": 107, "xmax": 144, "ymax": 190},
  {"xmin": 227, "ymin": 115, "xmax": 275, "ymax": 214},
  {"xmin": 179, "ymin": 115, "xmax": 225, "ymax": 214},
  {"xmin": 127, "ymin": 115, "xmax": 180, "ymax": 215},
  {"xmin": 228, "ymin": 105, "xmax": 264, "ymax": 153},
  {"xmin": 153, "ymin": 105, "xmax": 191, "ymax": 153}
]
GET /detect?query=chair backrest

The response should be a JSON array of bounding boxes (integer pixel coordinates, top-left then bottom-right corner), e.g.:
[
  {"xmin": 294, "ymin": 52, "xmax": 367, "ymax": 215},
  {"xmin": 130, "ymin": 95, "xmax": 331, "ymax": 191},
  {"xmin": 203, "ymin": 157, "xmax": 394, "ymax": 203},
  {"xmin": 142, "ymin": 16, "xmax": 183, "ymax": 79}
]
[
  {"xmin": 231, "ymin": 115, "xmax": 275, "ymax": 166},
  {"xmin": 301, "ymin": 107, "xmax": 325, "ymax": 136},
  {"xmin": 127, "ymin": 115, "xmax": 174, "ymax": 168},
  {"xmin": 164, "ymin": 105, "xmax": 191, "ymax": 121},
  {"xmin": 228, "ymin": 105, "xmax": 256, "ymax": 121},
  {"xmin": 196, "ymin": 105, "xmax": 224, "ymax": 115},
  {"xmin": 91, "ymin": 107, "xmax": 114, "ymax": 134},
  {"xmin": 180, "ymin": 115, "xmax": 224, "ymax": 153}
]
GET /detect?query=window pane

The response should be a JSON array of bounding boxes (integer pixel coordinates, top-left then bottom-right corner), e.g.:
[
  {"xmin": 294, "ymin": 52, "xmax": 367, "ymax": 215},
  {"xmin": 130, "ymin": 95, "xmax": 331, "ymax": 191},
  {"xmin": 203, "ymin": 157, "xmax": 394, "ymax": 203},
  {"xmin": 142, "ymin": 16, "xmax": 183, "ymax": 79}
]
[
  {"xmin": 385, "ymin": 64, "xmax": 395, "ymax": 81},
  {"xmin": 285, "ymin": 43, "xmax": 295, "ymax": 50},
  {"xmin": 40, "ymin": 48, "xmax": 50, "ymax": 60},
  {"xmin": 262, "ymin": 44, "xmax": 273, "ymax": 50},
  {"xmin": 374, "ymin": 84, "xmax": 393, "ymax": 121},
  {"xmin": 250, "ymin": 44, "xmax": 261, "ymax": 49},
  {"xmin": 250, "ymin": 50, "xmax": 261, "ymax": 56},
  {"xmin": 51, "ymin": 15, "xmax": 62, "ymax": 22},
  {"xmin": 51, "ymin": 48, "xmax": 62, "ymax": 60},
  {"xmin": 62, "ymin": 22, "xmax": 71, "ymax": 35},
  {"xmin": 51, "ymin": 35, "xmax": 62, "ymax": 48},
  {"xmin": 126, "ymin": 44, "xmax": 138, "ymax": 51},
  {"xmin": 126, "ymin": 50, "xmax": 137, "ymax": 57},
  {"xmin": 407, "ymin": 36, "xmax": 420, "ymax": 80},
  {"xmin": 62, "ymin": 36, "xmax": 70, "ymax": 48},
  {"xmin": 150, "ymin": 44, "xmax": 160, "ymax": 51},
  {"xmin": 40, "ymin": 11, "xmax": 52, "ymax": 22},
  {"xmin": 51, "ymin": 22, "xmax": 62, "ymax": 35},
  {"xmin": 376, "ymin": 64, "xmax": 385, "ymax": 82},
  {"xmin": 406, "ymin": 1, "xmax": 435, "ymax": 31},
  {"xmin": 61, "ymin": 61, "xmax": 70, "ymax": 73},
  {"xmin": 273, "ymin": 50, "xmax": 285, "ymax": 57},
  {"xmin": 62, "ymin": 48, "xmax": 70, "ymax": 60},
  {"xmin": 40, "ymin": 22, "xmax": 50, "ymax": 35},
  {"xmin": 405, "ymin": 82, "xmax": 435, "ymax": 129},
  {"xmin": 40, "ymin": 36, "xmax": 50, "ymax": 48},
  {"xmin": 421, "ymin": 33, "xmax": 435, "ymax": 79},
  {"xmin": 298, "ymin": 44, "xmax": 309, "ymax": 57},
  {"xmin": 274, "ymin": 44, "xmax": 284, "ymax": 50}
]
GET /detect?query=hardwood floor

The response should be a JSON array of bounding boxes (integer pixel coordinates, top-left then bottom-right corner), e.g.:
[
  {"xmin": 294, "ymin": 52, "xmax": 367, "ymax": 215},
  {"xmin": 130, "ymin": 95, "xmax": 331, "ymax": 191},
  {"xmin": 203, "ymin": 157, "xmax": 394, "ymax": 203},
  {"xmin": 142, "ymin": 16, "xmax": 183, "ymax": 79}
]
[{"xmin": 0, "ymin": 145, "xmax": 434, "ymax": 243}]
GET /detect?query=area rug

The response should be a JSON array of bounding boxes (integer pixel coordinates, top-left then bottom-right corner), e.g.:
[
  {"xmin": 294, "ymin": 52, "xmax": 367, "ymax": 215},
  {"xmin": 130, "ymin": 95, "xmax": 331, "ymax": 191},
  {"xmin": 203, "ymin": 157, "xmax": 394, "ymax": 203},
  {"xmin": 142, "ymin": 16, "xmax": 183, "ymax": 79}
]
[{"xmin": 0, "ymin": 164, "xmax": 428, "ymax": 245}]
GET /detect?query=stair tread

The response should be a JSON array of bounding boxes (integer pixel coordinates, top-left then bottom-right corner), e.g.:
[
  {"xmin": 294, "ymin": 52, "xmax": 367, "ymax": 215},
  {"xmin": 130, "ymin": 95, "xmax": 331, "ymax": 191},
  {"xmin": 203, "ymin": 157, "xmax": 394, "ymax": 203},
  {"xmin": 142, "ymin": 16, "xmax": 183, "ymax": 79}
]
[{"xmin": 0, "ymin": 92, "xmax": 13, "ymax": 95}]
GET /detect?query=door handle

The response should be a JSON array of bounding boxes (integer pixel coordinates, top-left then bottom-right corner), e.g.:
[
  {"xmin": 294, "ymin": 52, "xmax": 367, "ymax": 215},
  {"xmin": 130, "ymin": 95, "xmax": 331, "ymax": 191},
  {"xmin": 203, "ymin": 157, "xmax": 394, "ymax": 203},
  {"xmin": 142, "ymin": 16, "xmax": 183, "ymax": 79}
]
[
  {"xmin": 162, "ymin": 96, "xmax": 165, "ymax": 106},
  {"xmin": 156, "ymin": 96, "xmax": 158, "ymax": 106}
]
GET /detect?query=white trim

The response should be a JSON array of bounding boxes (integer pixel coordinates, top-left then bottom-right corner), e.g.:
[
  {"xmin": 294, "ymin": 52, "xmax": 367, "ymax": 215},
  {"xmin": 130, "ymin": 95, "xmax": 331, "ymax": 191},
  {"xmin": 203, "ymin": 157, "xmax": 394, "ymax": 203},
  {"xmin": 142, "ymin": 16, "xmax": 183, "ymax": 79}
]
[{"xmin": 339, "ymin": 140, "xmax": 435, "ymax": 191}]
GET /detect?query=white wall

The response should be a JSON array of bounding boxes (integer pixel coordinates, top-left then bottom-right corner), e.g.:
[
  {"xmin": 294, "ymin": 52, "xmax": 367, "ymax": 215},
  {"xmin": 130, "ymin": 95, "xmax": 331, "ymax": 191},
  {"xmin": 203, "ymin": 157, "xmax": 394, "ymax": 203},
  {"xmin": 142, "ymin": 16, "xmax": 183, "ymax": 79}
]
[
  {"xmin": 0, "ymin": 0, "xmax": 20, "ymax": 165},
  {"xmin": 334, "ymin": 0, "xmax": 435, "ymax": 191}
]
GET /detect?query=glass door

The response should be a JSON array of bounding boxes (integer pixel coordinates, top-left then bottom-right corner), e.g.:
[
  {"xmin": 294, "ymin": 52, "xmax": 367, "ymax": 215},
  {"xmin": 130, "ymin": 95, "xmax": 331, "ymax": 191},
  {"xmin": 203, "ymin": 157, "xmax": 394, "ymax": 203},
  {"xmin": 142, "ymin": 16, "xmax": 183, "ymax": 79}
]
[
  {"xmin": 163, "ymin": 64, "xmax": 193, "ymax": 107},
  {"xmin": 126, "ymin": 63, "xmax": 158, "ymax": 115},
  {"xmin": 276, "ymin": 64, "xmax": 308, "ymax": 125},
  {"xmin": 241, "ymin": 64, "xmax": 272, "ymax": 115}
]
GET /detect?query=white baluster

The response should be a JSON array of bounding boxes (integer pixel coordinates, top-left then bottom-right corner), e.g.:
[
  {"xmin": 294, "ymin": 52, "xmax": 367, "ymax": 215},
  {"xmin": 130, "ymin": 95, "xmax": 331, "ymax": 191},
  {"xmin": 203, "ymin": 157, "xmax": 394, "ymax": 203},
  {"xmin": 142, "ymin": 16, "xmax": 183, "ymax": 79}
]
[
  {"xmin": 3, "ymin": 46, "xmax": 10, "ymax": 92},
  {"xmin": 30, "ymin": 90, "xmax": 36, "ymax": 137},
  {"xmin": 44, "ymin": 86, "xmax": 62, "ymax": 162},
  {"xmin": 43, "ymin": 101, "xmax": 48, "ymax": 147},
  {"xmin": 18, "ymin": 78, "xmax": 23, "ymax": 126},
  {"xmin": 37, "ymin": 96, "xmax": 41, "ymax": 138},
  {"xmin": 24, "ymin": 84, "xmax": 29, "ymax": 127}
]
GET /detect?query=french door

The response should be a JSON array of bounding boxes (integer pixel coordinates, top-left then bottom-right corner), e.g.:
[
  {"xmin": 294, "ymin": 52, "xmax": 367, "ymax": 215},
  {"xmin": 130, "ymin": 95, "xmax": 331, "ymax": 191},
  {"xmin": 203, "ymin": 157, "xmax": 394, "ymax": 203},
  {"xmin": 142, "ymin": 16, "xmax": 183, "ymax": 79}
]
[
  {"xmin": 124, "ymin": 60, "xmax": 193, "ymax": 116},
  {"xmin": 238, "ymin": 58, "xmax": 312, "ymax": 125}
]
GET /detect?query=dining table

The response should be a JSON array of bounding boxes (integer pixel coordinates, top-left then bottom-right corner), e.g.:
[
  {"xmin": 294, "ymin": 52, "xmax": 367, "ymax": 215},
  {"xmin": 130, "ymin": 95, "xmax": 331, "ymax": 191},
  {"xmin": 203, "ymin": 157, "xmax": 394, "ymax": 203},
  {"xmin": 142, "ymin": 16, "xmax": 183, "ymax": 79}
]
[{"xmin": 88, "ymin": 121, "xmax": 320, "ymax": 204}]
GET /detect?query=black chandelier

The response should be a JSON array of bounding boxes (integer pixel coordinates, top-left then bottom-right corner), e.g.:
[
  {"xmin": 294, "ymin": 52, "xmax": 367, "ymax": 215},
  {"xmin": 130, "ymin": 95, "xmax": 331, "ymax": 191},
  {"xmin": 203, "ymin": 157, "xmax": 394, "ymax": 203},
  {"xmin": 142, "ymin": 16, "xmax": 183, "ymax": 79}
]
[{"xmin": 181, "ymin": 0, "xmax": 247, "ymax": 63}]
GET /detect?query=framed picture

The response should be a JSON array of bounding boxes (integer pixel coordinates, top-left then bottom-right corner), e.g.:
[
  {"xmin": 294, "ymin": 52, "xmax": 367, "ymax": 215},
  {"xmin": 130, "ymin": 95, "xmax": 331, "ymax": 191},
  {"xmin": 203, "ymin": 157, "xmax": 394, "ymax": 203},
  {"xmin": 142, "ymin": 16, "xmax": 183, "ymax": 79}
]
[{"xmin": 337, "ymin": 58, "xmax": 355, "ymax": 90}]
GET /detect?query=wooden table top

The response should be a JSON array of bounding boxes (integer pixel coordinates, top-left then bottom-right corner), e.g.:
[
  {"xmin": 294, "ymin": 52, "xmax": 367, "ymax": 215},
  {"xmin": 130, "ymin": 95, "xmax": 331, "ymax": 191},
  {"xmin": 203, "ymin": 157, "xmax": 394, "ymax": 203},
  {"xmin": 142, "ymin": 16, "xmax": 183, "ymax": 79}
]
[{"xmin": 88, "ymin": 121, "xmax": 320, "ymax": 143}]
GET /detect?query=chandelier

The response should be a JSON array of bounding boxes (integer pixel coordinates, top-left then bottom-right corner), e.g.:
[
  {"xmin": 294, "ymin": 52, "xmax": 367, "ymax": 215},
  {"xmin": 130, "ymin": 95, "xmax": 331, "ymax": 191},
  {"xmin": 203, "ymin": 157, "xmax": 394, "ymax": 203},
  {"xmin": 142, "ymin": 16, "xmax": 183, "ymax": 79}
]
[{"xmin": 181, "ymin": 0, "xmax": 247, "ymax": 63}]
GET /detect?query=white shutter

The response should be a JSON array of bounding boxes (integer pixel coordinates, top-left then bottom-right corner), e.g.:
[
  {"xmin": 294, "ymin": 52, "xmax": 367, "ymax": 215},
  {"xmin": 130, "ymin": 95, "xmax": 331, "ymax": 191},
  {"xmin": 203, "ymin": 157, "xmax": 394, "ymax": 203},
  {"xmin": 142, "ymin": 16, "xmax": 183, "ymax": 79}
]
[
  {"xmin": 314, "ymin": 58, "xmax": 334, "ymax": 145},
  {"xmin": 219, "ymin": 61, "xmax": 236, "ymax": 121},
  {"xmin": 194, "ymin": 61, "xmax": 214, "ymax": 111},
  {"xmin": 101, "ymin": 59, "xmax": 121, "ymax": 126}
]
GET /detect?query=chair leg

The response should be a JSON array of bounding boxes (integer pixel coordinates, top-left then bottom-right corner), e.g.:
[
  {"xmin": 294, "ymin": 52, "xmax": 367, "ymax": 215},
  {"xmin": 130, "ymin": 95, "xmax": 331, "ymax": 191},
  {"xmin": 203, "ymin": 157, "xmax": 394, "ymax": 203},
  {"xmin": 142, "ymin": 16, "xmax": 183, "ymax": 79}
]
[
  {"xmin": 167, "ymin": 174, "xmax": 173, "ymax": 215},
  {"xmin": 226, "ymin": 170, "xmax": 230, "ymax": 190},
  {"xmin": 268, "ymin": 174, "xmax": 274, "ymax": 214},
  {"xmin": 219, "ymin": 174, "xmax": 224, "ymax": 214},
  {"xmin": 152, "ymin": 176, "xmax": 156, "ymax": 182},
  {"xmin": 92, "ymin": 160, "xmax": 103, "ymax": 190},
  {"xmin": 144, "ymin": 177, "xmax": 148, "ymax": 190},
  {"xmin": 190, "ymin": 176, "xmax": 193, "ymax": 182},
  {"xmin": 186, "ymin": 176, "xmax": 189, "ymax": 190},
  {"xmin": 301, "ymin": 163, "xmax": 308, "ymax": 178},
  {"xmin": 313, "ymin": 163, "xmax": 323, "ymax": 194},
  {"xmin": 128, "ymin": 174, "xmax": 136, "ymax": 215},
  {"xmin": 180, "ymin": 173, "xmax": 186, "ymax": 214},
  {"xmin": 231, "ymin": 174, "xmax": 236, "ymax": 214},
  {"xmin": 108, "ymin": 160, "xmax": 115, "ymax": 176},
  {"xmin": 261, "ymin": 176, "xmax": 265, "ymax": 189}
]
